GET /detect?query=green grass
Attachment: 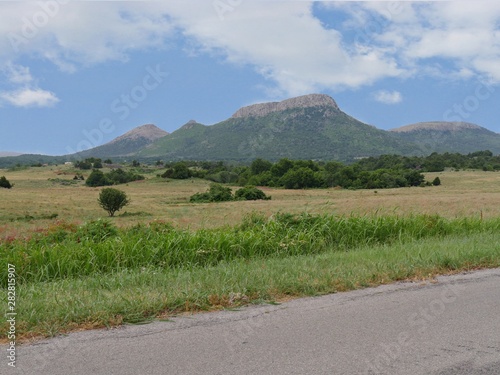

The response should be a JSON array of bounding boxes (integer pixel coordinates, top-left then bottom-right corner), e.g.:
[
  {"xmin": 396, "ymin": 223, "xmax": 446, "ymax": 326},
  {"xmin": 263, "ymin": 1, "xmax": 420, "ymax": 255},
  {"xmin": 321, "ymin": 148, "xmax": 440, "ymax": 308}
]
[
  {"xmin": 2, "ymin": 231, "xmax": 499, "ymax": 340},
  {"xmin": 2, "ymin": 213, "xmax": 499, "ymax": 285}
]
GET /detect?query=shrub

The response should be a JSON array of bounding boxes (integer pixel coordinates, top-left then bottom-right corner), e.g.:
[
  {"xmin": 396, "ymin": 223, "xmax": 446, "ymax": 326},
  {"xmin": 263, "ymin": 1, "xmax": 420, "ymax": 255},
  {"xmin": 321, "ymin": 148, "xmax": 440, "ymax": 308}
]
[
  {"xmin": 86, "ymin": 169, "xmax": 111, "ymax": 187},
  {"xmin": 98, "ymin": 188, "xmax": 130, "ymax": 217},
  {"xmin": 432, "ymin": 177, "xmax": 441, "ymax": 186},
  {"xmin": 190, "ymin": 183, "xmax": 233, "ymax": 203},
  {"xmin": 235, "ymin": 186, "xmax": 271, "ymax": 200},
  {"xmin": 161, "ymin": 162, "xmax": 192, "ymax": 179},
  {"xmin": 0, "ymin": 176, "xmax": 13, "ymax": 189}
]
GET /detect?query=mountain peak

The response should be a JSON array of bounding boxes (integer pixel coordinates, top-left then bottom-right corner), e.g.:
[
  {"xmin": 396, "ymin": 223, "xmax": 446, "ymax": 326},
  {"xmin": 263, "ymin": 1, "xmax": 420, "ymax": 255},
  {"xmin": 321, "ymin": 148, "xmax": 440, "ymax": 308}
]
[
  {"xmin": 180, "ymin": 120, "xmax": 203, "ymax": 130},
  {"xmin": 390, "ymin": 121, "xmax": 485, "ymax": 133},
  {"xmin": 108, "ymin": 124, "xmax": 168, "ymax": 144},
  {"xmin": 231, "ymin": 94, "xmax": 339, "ymax": 119}
]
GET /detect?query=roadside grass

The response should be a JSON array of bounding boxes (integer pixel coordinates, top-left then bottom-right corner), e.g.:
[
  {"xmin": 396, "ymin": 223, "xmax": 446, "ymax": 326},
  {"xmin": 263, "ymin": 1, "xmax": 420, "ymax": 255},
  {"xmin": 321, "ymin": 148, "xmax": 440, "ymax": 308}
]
[
  {"xmin": 2, "ymin": 231, "xmax": 499, "ymax": 341},
  {"xmin": 2, "ymin": 213, "xmax": 499, "ymax": 284}
]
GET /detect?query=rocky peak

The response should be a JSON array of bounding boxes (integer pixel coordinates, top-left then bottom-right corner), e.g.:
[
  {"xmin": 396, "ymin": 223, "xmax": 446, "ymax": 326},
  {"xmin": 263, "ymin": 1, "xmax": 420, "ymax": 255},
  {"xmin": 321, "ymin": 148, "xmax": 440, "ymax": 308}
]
[
  {"xmin": 109, "ymin": 124, "xmax": 168, "ymax": 144},
  {"xmin": 231, "ymin": 94, "xmax": 339, "ymax": 118}
]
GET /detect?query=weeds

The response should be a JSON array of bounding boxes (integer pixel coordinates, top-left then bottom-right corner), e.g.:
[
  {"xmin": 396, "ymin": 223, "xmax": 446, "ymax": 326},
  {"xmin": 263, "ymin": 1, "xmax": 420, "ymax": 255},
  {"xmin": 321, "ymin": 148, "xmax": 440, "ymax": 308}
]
[{"xmin": 1, "ymin": 213, "xmax": 499, "ymax": 286}]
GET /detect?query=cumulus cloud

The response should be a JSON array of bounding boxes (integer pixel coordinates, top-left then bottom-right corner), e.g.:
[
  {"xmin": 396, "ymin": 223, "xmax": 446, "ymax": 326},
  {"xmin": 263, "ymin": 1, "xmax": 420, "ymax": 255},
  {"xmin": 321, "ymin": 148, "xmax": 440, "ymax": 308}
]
[
  {"xmin": 2, "ymin": 1, "xmax": 500, "ymax": 101},
  {"xmin": 373, "ymin": 90, "xmax": 402, "ymax": 104},
  {"xmin": 0, "ymin": 88, "xmax": 59, "ymax": 108},
  {"xmin": 1, "ymin": 2, "xmax": 175, "ymax": 67}
]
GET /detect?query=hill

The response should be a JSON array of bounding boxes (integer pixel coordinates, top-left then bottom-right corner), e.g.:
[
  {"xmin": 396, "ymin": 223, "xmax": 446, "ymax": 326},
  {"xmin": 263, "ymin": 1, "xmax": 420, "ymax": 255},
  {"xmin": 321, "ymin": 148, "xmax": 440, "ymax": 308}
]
[
  {"xmin": 138, "ymin": 94, "xmax": 419, "ymax": 161},
  {"xmin": 74, "ymin": 124, "xmax": 168, "ymax": 159},
  {"xmin": 390, "ymin": 122, "xmax": 500, "ymax": 154},
  {"xmin": 0, "ymin": 152, "xmax": 23, "ymax": 157}
]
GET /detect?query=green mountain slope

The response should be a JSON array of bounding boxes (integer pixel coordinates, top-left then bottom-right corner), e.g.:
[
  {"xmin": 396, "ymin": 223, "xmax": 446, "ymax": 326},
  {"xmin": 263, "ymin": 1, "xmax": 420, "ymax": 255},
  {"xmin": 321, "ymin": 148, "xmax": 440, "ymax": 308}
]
[
  {"xmin": 139, "ymin": 95, "xmax": 419, "ymax": 161},
  {"xmin": 390, "ymin": 122, "xmax": 500, "ymax": 154},
  {"xmin": 74, "ymin": 124, "xmax": 168, "ymax": 159}
]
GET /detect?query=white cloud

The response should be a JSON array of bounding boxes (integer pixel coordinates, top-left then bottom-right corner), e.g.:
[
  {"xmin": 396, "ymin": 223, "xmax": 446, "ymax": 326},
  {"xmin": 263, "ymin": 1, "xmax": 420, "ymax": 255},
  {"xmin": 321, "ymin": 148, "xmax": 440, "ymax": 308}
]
[
  {"xmin": 373, "ymin": 90, "xmax": 402, "ymax": 105},
  {"xmin": 0, "ymin": 88, "xmax": 59, "ymax": 108},
  {"xmin": 0, "ymin": 2, "xmax": 175, "ymax": 66},
  {"xmin": 2, "ymin": 1, "xmax": 500, "ymax": 101},
  {"xmin": 2, "ymin": 62, "xmax": 33, "ymax": 84}
]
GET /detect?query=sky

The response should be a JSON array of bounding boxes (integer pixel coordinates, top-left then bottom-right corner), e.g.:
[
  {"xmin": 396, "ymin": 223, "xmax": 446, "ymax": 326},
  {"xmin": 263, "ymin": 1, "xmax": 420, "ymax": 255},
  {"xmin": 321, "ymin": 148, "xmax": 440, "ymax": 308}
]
[{"xmin": 1, "ymin": 1, "xmax": 500, "ymax": 156}]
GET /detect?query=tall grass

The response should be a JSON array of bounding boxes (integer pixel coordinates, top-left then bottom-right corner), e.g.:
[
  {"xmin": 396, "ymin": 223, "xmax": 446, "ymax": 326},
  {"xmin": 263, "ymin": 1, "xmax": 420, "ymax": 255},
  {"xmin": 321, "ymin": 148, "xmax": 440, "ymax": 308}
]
[{"xmin": 2, "ymin": 213, "xmax": 500, "ymax": 285}]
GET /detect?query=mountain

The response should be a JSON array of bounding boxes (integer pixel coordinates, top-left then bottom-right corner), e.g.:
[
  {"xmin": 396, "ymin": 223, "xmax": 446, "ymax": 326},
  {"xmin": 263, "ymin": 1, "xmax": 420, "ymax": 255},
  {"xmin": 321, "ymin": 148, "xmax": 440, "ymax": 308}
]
[
  {"xmin": 0, "ymin": 152, "xmax": 22, "ymax": 157},
  {"xmin": 74, "ymin": 124, "xmax": 168, "ymax": 158},
  {"xmin": 390, "ymin": 122, "xmax": 500, "ymax": 154},
  {"xmin": 138, "ymin": 94, "xmax": 419, "ymax": 161}
]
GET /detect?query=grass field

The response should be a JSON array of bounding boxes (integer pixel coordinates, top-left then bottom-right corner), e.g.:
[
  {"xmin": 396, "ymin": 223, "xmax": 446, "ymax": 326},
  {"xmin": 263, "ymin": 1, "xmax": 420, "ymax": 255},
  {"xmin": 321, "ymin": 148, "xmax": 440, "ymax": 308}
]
[
  {"xmin": 1, "ymin": 165, "xmax": 500, "ymax": 238},
  {"xmin": 1, "ymin": 165, "xmax": 500, "ymax": 342}
]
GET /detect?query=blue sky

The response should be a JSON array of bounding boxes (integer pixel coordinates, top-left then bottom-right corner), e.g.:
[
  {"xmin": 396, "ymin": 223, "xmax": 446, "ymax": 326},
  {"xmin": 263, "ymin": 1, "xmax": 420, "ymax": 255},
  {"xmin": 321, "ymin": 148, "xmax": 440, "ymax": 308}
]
[{"xmin": 1, "ymin": 1, "xmax": 500, "ymax": 155}]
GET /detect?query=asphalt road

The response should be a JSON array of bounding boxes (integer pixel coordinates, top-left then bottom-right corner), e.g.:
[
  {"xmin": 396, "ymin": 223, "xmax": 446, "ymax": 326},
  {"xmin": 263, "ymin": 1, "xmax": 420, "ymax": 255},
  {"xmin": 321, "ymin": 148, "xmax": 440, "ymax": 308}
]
[{"xmin": 4, "ymin": 268, "xmax": 500, "ymax": 375}]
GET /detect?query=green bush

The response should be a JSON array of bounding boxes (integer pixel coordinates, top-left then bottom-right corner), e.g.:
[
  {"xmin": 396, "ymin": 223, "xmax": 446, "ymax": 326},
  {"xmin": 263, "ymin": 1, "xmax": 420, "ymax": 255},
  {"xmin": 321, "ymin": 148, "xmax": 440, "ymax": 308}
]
[
  {"xmin": 98, "ymin": 188, "xmax": 130, "ymax": 217},
  {"xmin": 190, "ymin": 183, "xmax": 233, "ymax": 203},
  {"xmin": 0, "ymin": 176, "xmax": 13, "ymax": 189},
  {"xmin": 86, "ymin": 169, "xmax": 144, "ymax": 187},
  {"xmin": 235, "ymin": 186, "xmax": 271, "ymax": 200},
  {"xmin": 432, "ymin": 177, "xmax": 441, "ymax": 186},
  {"xmin": 161, "ymin": 162, "xmax": 192, "ymax": 179},
  {"xmin": 86, "ymin": 170, "xmax": 111, "ymax": 187}
]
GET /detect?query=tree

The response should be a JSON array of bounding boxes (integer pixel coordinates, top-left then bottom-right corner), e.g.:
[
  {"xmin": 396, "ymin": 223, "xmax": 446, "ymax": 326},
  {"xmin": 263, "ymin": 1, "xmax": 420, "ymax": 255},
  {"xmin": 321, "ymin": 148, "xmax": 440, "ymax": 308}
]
[
  {"xmin": 161, "ymin": 162, "xmax": 192, "ymax": 179},
  {"xmin": 98, "ymin": 188, "xmax": 130, "ymax": 217},
  {"xmin": 86, "ymin": 170, "xmax": 110, "ymax": 187},
  {"xmin": 93, "ymin": 159, "xmax": 103, "ymax": 168},
  {"xmin": 280, "ymin": 167, "xmax": 321, "ymax": 189},
  {"xmin": 0, "ymin": 176, "xmax": 13, "ymax": 189},
  {"xmin": 250, "ymin": 158, "xmax": 273, "ymax": 175}
]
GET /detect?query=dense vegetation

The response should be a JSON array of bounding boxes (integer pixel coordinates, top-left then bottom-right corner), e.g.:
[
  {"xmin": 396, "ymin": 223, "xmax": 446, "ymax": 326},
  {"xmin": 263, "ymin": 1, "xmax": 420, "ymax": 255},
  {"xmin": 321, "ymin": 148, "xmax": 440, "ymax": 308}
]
[
  {"xmin": 3, "ymin": 213, "xmax": 499, "ymax": 285},
  {"xmin": 190, "ymin": 183, "xmax": 270, "ymax": 202},
  {"xmin": 163, "ymin": 158, "xmax": 426, "ymax": 189},
  {"xmin": 86, "ymin": 168, "xmax": 145, "ymax": 187},
  {"xmin": 356, "ymin": 150, "xmax": 500, "ymax": 172},
  {"xmin": 158, "ymin": 150, "xmax": 500, "ymax": 190}
]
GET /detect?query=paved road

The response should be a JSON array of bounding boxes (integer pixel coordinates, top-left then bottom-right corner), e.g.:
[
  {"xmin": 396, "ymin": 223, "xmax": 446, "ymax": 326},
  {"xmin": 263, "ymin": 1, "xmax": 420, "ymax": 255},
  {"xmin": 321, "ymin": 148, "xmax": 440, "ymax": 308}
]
[{"xmin": 4, "ymin": 268, "xmax": 500, "ymax": 375}]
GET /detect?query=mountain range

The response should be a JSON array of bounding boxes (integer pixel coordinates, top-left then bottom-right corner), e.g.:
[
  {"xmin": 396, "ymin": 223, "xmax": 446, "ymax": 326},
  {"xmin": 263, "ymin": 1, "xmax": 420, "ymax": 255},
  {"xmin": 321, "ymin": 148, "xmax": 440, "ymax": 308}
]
[{"xmin": 2, "ymin": 93, "xmax": 500, "ymax": 166}]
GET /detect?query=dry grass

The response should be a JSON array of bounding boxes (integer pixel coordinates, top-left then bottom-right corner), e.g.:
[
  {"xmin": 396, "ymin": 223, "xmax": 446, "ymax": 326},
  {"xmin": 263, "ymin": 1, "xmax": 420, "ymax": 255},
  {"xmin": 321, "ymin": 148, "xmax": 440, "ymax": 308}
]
[{"xmin": 1, "ymin": 166, "xmax": 500, "ymax": 239}]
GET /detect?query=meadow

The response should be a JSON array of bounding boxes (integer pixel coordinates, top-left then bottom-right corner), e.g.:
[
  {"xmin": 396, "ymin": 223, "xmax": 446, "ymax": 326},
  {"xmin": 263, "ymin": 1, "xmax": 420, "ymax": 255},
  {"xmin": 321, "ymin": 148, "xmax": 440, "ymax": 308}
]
[{"xmin": 1, "ymin": 164, "xmax": 500, "ymax": 341}]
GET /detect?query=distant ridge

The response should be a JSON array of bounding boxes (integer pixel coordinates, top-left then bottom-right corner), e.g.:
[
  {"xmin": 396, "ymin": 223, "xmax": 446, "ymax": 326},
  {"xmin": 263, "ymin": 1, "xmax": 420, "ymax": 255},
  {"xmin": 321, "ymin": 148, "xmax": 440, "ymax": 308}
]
[
  {"xmin": 390, "ymin": 121, "xmax": 500, "ymax": 154},
  {"xmin": 390, "ymin": 121, "xmax": 484, "ymax": 133},
  {"xmin": 0, "ymin": 152, "xmax": 23, "ymax": 157},
  {"xmin": 231, "ymin": 94, "xmax": 339, "ymax": 118}
]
